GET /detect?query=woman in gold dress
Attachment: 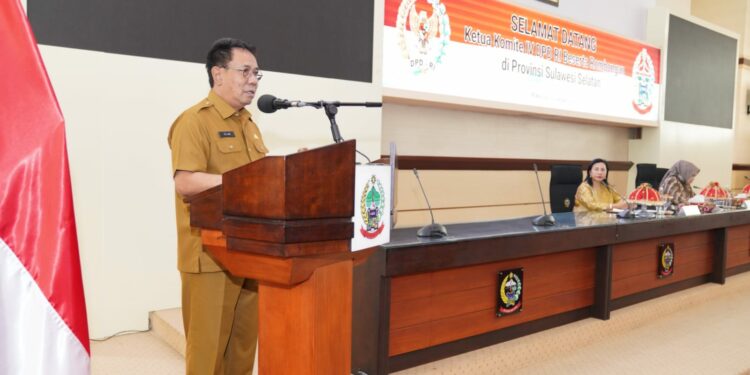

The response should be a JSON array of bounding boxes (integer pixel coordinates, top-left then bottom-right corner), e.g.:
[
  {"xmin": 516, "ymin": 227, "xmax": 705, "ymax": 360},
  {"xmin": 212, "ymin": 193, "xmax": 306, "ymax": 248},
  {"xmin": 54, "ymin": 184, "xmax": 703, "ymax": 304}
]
[{"xmin": 574, "ymin": 158, "xmax": 629, "ymax": 213}]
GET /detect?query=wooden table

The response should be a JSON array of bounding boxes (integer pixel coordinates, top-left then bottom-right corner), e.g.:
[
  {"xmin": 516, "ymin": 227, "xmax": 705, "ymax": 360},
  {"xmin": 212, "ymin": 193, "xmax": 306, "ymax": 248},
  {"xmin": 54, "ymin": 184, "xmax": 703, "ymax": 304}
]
[{"xmin": 350, "ymin": 209, "xmax": 750, "ymax": 374}]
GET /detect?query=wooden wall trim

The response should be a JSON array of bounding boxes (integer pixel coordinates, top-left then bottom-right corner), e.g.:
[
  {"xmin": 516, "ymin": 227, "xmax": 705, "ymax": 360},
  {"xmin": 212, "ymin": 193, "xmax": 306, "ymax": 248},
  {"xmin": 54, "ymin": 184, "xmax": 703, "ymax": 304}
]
[
  {"xmin": 376, "ymin": 155, "xmax": 633, "ymax": 171},
  {"xmin": 375, "ymin": 159, "xmax": 750, "ymax": 172}
]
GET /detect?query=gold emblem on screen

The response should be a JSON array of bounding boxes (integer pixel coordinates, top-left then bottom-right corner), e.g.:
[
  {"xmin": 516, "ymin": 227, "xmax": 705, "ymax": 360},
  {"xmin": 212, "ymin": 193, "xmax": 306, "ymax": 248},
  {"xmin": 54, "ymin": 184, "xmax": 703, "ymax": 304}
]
[{"xmin": 396, "ymin": 0, "xmax": 450, "ymax": 75}]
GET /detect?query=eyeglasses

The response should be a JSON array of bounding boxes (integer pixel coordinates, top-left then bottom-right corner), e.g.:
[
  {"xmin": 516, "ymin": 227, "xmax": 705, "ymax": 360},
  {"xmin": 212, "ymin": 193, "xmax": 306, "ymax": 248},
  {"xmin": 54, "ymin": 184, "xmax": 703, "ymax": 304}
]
[{"xmin": 223, "ymin": 65, "xmax": 263, "ymax": 81}]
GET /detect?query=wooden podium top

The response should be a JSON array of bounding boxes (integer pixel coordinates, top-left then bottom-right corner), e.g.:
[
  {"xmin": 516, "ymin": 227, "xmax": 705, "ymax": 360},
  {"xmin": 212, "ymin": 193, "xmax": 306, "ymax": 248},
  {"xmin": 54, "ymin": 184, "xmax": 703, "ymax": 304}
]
[
  {"xmin": 186, "ymin": 140, "xmax": 356, "ymax": 259},
  {"xmin": 223, "ymin": 139, "xmax": 355, "ymax": 220}
]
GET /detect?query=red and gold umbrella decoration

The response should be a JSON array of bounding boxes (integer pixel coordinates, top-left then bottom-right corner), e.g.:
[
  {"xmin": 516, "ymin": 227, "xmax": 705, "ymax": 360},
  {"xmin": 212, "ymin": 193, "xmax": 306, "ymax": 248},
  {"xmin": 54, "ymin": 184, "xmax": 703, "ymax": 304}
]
[
  {"xmin": 699, "ymin": 181, "xmax": 729, "ymax": 200},
  {"xmin": 698, "ymin": 181, "xmax": 743, "ymax": 210},
  {"xmin": 628, "ymin": 183, "xmax": 662, "ymax": 206}
]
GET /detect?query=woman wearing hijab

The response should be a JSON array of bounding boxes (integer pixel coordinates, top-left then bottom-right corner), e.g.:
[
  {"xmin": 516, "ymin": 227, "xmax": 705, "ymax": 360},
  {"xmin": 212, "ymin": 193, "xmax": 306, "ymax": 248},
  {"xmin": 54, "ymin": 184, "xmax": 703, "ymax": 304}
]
[
  {"xmin": 574, "ymin": 158, "xmax": 629, "ymax": 212},
  {"xmin": 658, "ymin": 160, "xmax": 700, "ymax": 208}
]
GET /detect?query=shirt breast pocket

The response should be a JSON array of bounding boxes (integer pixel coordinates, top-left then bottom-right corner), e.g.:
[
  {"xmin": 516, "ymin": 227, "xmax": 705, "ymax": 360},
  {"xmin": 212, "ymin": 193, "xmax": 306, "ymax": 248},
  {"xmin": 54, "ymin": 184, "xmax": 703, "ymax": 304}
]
[{"xmin": 216, "ymin": 139, "xmax": 243, "ymax": 154}]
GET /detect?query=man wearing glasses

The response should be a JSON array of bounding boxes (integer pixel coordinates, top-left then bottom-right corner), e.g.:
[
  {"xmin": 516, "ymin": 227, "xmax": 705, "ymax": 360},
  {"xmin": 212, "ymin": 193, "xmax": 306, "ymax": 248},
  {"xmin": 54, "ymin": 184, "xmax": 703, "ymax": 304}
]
[{"xmin": 168, "ymin": 37, "xmax": 267, "ymax": 374}]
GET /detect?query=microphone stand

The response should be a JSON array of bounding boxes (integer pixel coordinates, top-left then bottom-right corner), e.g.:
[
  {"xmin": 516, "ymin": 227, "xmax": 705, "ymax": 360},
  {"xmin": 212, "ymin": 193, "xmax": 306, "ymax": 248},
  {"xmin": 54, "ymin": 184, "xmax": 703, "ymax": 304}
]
[
  {"xmin": 532, "ymin": 163, "xmax": 555, "ymax": 226},
  {"xmin": 601, "ymin": 181, "xmax": 637, "ymax": 219},
  {"xmin": 413, "ymin": 168, "xmax": 447, "ymax": 238},
  {"xmin": 306, "ymin": 100, "xmax": 382, "ymax": 144},
  {"xmin": 321, "ymin": 103, "xmax": 344, "ymax": 143}
]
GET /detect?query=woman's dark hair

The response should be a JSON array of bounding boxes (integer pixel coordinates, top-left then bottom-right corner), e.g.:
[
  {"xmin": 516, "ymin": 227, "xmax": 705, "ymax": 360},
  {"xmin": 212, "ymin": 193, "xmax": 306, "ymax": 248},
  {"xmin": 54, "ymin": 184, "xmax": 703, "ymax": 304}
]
[
  {"xmin": 205, "ymin": 38, "xmax": 257, "ymax": 87},
  {"xmin": 585, "ymin": 158, "xmax": 610, "ymax": 187}
]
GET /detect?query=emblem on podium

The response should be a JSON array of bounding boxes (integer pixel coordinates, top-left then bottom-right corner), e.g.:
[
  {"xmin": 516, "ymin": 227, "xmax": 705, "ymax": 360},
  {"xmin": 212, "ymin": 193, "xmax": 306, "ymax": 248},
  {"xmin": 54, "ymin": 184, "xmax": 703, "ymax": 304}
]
[
  {"xmin": 497, "ymin": 268, "xmax": 524, "ymax": 317},
  {"xmin": 658, "ymin": 242, "xmax": 674, "ymax": 279},
  {"xmin": 352, "ymin": 165, "xmax": 390, "ymax": 251},
  {"xmin": 359, "ymin": 175, "xmax": 387, "ymax": 239}
]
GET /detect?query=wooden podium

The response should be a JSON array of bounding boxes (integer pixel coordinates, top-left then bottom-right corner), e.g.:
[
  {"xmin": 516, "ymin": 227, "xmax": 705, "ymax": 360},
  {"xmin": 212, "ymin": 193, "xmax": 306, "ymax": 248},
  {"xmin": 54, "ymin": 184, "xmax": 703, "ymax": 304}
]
[{"xmin": 187, "ymin": 140, "xmax": 356, "ymax": 374}]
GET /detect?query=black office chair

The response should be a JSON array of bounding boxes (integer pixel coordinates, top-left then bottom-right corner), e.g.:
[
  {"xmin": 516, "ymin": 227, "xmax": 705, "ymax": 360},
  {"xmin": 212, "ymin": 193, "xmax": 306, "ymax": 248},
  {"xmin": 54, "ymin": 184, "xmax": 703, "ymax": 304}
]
[
  {"xmin": 635, "ymin": 163, "xmax": 657, "ymax": 188},
  {"xmin": 654, "ymin": 167, "xmax": 668, "ymax": 188},
  {"xmin": 549, "ymin": 164, "xmax": 583, "ymax": 213}
]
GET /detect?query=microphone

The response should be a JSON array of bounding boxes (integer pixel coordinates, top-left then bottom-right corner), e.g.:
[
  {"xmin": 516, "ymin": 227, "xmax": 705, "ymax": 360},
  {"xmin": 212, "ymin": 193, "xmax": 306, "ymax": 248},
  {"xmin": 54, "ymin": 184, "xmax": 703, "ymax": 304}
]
[
  {"xmin": 257, "ymin": 94, "xmax": 381, "ymax": 144},
  {"xmin": 412, "ymin": 168, "xmax": 447, "ymax": 238},
  {"xmin": 257, "ymin": 94, "xmax": 309, "ymax": 113},
  {"xmin": 601, "ymin": 180, "xmax": 627, "ymax": 202},
  {"xmin": 532, "ymin": 163, "xmax": 555, "ymax": 226},
  {"xmin": 601, "ymin": 181, "xmax": 635, "ymax": 218}
]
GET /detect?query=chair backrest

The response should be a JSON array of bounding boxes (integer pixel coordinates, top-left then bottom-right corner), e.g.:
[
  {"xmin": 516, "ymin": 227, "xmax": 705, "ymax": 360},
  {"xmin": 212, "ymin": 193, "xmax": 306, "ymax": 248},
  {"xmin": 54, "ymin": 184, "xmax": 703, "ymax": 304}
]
[
  {"xmin": 654, "ymin": 167, "xmax": 669, "ymax": 188},
  {"xmin": 635, "ymin": 163, "xmax": 657, "ymax": 188},
  {"xmin": 549, "ymin": 164, "xmax": 583, "ymax": 213}
]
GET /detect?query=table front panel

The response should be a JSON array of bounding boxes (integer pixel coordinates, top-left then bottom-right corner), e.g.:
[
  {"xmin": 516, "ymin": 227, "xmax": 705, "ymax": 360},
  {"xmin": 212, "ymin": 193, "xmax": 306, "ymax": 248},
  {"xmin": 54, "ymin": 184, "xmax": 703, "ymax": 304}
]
[
  {"xmin": 612, "ymin": 231, "xmax": 714, "ymax": 299},
  {"xmin": 727, "ymin": 224, "xmax": 750, "ymax": 269},
  {"xmin": 389, "ymin": 248, "xmax": 595, "ymax": 356}
]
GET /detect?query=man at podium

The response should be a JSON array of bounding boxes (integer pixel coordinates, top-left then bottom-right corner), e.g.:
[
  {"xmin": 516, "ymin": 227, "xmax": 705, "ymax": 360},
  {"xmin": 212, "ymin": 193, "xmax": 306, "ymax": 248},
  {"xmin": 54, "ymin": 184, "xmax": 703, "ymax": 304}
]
[{"xmin": 168, "ymin": 37, "xmax": 268, "ymax": 375}]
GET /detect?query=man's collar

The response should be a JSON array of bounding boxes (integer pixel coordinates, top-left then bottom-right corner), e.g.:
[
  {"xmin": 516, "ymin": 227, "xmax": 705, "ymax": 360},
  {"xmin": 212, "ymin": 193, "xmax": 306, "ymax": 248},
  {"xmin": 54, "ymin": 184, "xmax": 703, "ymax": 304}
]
[{"xmin": 208, "ymin": 90, "xmax": 250, "ymax": 120}]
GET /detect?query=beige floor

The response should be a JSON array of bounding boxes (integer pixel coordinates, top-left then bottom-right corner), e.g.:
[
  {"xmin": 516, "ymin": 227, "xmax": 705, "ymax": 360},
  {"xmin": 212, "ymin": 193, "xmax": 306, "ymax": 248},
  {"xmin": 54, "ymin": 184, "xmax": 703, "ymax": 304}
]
[
  {"xmin": 92, "ymin": 272, "xmax": 750, "ymax": 374},
  {"xmin": 91, "ymin": 331, "xmax": 184, "ymax": 375}
]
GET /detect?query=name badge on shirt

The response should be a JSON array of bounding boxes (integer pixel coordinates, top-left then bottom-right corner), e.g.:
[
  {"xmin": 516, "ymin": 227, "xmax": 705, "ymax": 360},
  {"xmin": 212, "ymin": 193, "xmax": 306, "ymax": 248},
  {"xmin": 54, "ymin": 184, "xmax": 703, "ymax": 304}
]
[{"xmin": 218, "ymin": 131, "xmax": 235, "ymax": 138}]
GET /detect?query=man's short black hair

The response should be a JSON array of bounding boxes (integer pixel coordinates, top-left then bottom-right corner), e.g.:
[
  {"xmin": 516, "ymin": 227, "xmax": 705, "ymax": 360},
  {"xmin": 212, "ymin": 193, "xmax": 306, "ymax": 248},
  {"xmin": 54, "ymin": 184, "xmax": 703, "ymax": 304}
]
[{"xmin": 206, "ymin": 38, "xmax": 257, "ymax": 87}]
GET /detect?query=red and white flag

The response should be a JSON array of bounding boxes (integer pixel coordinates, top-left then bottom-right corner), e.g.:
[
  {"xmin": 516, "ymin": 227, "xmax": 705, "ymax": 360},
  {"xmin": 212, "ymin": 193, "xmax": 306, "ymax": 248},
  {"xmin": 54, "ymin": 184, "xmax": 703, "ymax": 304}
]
[{"xmin": 0, "ymin": 1, "xmax": 91, "ymax": 374}]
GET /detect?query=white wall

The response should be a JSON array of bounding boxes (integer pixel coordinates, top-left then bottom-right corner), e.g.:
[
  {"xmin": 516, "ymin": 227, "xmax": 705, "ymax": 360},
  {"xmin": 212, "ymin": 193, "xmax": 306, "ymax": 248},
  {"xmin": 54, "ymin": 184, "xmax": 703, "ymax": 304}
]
[
  {"xmin": 692, "ymin": 0, "xmax": 746, "ymax": 53},
  {"xmin": 656, "ymin": 0, "xmax": 691, "ymax": 15},
  {"xmin": 39, "ymin": 44, "xmax": 380, "ymax": 337},
  {"xmin": 630, "ymin": 7, "xmax": 738, "ymax": 188},
  {"xmin": 40, "ymin": 47, "xmax": 181, "ymax": 338},
  {"xmin": 659, "ymin": 122, "xmax": 735, "ymax": 186},
  {"xmin": 382, "ymin": 103, "xmax": 629, "ymax": 160}
]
